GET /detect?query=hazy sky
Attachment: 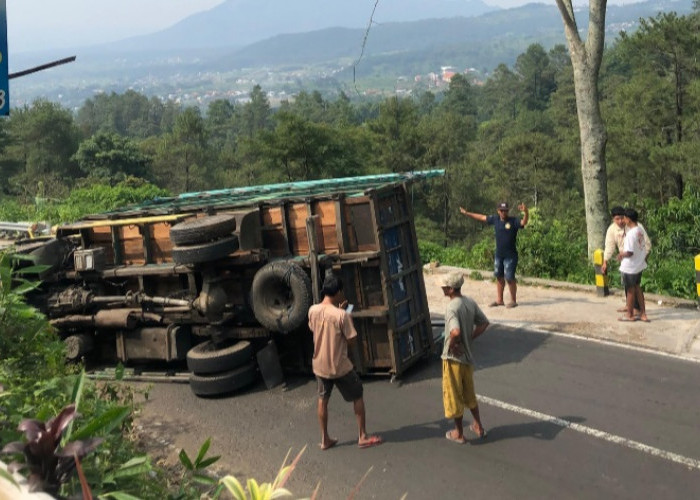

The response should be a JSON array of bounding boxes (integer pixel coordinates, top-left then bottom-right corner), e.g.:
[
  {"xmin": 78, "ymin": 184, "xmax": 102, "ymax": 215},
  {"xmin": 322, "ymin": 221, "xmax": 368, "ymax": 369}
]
[
  {"xmin": 6, "ymin": 0, "xmax": 635, "ymax": 53},
  {"xmin": 7, "ymin": 0, "xmax": 225, "ymax": 52}
]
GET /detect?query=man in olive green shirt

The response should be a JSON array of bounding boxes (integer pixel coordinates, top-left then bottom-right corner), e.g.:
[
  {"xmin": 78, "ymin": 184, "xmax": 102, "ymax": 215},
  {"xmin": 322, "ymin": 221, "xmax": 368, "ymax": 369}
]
[{"xmin": 440, "ymin": 272, "xmax": 490, "ymax": 444}]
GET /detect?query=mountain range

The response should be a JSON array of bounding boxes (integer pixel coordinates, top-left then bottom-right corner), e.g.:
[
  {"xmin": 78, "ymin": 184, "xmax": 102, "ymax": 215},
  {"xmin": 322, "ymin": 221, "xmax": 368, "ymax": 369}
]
[
  {"xmin": 9, "ymin": 0, "xmax": 695, "ymax": 110},
  {"xmin": 110, "ymin": 0, "xmax": 498, "ymax": 52}
]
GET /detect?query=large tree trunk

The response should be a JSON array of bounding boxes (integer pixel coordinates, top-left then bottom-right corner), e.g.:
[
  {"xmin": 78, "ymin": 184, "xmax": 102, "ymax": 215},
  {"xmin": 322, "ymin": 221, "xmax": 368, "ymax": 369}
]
[{"xmin": 556, "ymin": 0, "xmax": 609, "ymax": 257}]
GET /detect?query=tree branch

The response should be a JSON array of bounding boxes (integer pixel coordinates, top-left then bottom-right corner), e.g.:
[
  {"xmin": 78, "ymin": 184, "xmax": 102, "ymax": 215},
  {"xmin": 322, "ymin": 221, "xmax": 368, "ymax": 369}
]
[
  {"xmin": 555, "ymin": 0, "xmax": 578, "ymax": 36},
  {"xmin": 586, "ymin": 0, "xmax": 608, "ymax": 69}
]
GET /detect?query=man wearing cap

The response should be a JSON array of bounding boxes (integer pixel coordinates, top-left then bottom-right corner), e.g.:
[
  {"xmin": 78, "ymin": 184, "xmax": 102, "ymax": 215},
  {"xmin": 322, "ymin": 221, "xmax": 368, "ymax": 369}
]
[
  {"xmin": 440, "ymin": 271, "xmax": 490, "ymax": 443},
  {"xmin": 459, "ymin": 201, "xmax": 529, "ymax": 308}
]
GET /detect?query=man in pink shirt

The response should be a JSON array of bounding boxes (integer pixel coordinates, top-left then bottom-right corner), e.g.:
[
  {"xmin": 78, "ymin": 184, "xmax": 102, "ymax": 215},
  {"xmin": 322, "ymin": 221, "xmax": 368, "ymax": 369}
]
[{"xmin": 308, "ymin": 274, "xmax": 383, "ymax": 450}]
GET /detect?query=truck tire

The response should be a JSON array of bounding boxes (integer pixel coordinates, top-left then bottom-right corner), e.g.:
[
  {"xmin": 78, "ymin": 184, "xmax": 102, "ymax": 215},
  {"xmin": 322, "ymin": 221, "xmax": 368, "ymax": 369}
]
[
  {"xmin": 251, "ymin": 261, "xmax": 312, "ymax": 333},
  {"xmin": 186, "ymin": 340, "xmax": 252, "ymax": 375},
  {"xmin": 171, "ymin": 235, "xmax": 239, "ymax": 265},
  {"xmin": 189, "ymin": 361, "xmax": 258, "ymax": 397},
  {"xmin": 170, "ymin": 214, "xmax": 237, "ymax": 246}
]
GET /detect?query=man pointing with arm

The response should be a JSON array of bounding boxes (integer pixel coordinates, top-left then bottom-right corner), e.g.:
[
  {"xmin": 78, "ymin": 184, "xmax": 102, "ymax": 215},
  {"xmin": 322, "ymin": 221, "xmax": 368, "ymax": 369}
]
[{"xmin": 459, "ymin": 201, "xmax": 528, "ymax": 308}]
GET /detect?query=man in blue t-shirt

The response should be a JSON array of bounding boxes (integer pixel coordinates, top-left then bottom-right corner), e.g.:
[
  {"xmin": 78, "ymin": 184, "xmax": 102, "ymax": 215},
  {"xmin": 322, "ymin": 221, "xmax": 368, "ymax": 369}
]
[{"xmin": 459, "ymin": 201, "xmax": 529, "ymax": 308}]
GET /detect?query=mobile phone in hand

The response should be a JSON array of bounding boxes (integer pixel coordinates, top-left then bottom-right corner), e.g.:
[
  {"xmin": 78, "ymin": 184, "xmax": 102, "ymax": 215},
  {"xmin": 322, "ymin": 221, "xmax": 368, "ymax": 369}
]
[{"xmin": 346, "ymin": 303, "xmax": 354, "ymax": 313}]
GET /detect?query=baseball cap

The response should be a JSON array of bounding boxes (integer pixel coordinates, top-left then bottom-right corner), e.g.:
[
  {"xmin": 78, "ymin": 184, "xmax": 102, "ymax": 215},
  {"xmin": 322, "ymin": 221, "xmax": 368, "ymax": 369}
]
[
  {"xmin": 440, "ymin": 272, "xmax": 464, "ymax": 289},
  {"xmin": 497, "ymin": 202, "xmax": 509, "ymax": 211}
]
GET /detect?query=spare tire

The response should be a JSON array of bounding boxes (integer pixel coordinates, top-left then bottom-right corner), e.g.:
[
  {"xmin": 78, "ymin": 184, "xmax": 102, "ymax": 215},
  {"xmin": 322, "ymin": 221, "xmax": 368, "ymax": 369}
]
[
  {"xmin": 187, "ymin": 340, "xmax": 252, "ymax": 375},
  {"xmin": 171, "ymin": 235, "xmax": 239, "ymax": 265},
  {"xmin": 170, "ymin": 214, "xmax": 237, "ymax": 246},
  {"xmin": 189, "ymin": 361, "xmax": 258, "ymax": 397},
  {"xmin": 251, "ymin": 261, "xmax": 313, "ymax": 333}
]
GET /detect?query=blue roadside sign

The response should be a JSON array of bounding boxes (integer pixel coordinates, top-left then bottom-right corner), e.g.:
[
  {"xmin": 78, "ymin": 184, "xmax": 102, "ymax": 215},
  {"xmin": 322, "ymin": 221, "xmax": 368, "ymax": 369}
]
[{"xmin": 0, "ymin": 0, "xmax": 8, "ymax": 116}]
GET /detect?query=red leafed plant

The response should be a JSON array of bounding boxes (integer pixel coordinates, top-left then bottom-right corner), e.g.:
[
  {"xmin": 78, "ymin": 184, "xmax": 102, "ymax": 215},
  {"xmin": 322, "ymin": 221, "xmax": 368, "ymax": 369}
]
[{"xmin": 1, "ymin": 404, "xmax": 102, "ymax": 496}]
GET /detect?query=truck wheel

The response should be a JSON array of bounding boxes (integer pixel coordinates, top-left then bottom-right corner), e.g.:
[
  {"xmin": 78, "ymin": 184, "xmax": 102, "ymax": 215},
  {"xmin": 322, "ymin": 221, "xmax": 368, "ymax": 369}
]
[
  {"xmin": 186, "ymin": 340, "xmax": 252, "ymax": 375},
  {"xmin": 189, "ymin": 361, "xmax": 258, "ymax": 397},
  {"xmin": 64, "ymin": 334, "xmax": 94, "ymax": 361},
  {"xmin": 171, "ymin": 235, "xmax": 239, "ymax": 265},
  {"xmin": 170, "ymin": 214, "xmax": 237, "ymax": 246},
  {"xmin": 251, "ymin": 261, "xmax": 312, "ymax": 333}
]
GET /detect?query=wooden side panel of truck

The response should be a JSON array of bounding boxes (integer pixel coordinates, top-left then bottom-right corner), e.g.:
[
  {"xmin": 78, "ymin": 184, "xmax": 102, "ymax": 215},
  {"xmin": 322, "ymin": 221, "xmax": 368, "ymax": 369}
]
[{"xmin": 21, "ymin": 171, "xmax": 441, "ymax": 394}]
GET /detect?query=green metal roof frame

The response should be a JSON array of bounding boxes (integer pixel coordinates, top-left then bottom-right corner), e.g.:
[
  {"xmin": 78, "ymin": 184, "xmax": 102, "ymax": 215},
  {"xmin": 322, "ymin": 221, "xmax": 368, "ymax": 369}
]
[{"xmin": 89, "ymin": 170, "xmax": 445, "ymax": 219}]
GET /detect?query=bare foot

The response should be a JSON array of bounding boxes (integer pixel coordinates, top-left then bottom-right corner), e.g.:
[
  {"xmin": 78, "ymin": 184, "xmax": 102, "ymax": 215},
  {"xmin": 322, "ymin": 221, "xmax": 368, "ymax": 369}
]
[
  {"xmin": 639, "ymin": 314, "xmax": 650, "ymax": 323},
  {"xmin": 470, "ymin": 422, "xmax": 487, "ymax": 438},
  {"xmin": 320, "ymin": 438, "xmax": 338, "ymax": 450}
]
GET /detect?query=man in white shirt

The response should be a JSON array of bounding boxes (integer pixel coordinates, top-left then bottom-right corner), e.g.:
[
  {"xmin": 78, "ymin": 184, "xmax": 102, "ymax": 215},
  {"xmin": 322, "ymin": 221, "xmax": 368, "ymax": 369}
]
[
  {"xmin": 616, "ymin": 208, "xmax": 649, "ymax": 322},
  {"xmin": 603, "ymin": 205, "xmax": 651, "ymax": 314}
]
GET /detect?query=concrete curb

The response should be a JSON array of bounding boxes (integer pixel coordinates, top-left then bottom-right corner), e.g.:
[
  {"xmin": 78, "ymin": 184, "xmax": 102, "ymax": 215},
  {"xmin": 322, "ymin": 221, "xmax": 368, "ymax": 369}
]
[
  {"xmin": 424, "ymin": 264, "xmax": 700, "ymax": 361},
  {"xmin": 425, "ymin": 264, "xmax": 699, "ymax": 309}
]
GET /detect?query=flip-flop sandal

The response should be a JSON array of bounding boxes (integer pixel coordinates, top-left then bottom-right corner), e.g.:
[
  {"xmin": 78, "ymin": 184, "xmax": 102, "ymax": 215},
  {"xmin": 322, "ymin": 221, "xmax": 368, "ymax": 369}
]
[
  {"xmin": 470, "ymin": 423, "xmax": 487, "ymax": 439},
  {"xmin": 358, "ymin": 435, "xmax": 383, "ymax": 449},
  {"xmin": 445, "ymin": 430, "xmax": 466, "ymax": 444},
  {"xmin": 488, "ymin": 301, "xmax": 504, "ymax": 307},
  {"xmin": 618, "ymin": 316, "xmax": 637, "ymax": 322},
  {"xmin": 639, "ymin": 316, "xmax": 651, "ymax": 323},
  {"xmin": 506, "ymin": 302, "xmax": 518, "ymax": 308}
]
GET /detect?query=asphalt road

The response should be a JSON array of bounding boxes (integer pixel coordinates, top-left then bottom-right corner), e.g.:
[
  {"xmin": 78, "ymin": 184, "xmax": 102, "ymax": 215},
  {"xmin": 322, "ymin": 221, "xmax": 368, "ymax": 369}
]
[{"xmin": 137, "ymin": 324, "xmax": 700, "ymax": 499}]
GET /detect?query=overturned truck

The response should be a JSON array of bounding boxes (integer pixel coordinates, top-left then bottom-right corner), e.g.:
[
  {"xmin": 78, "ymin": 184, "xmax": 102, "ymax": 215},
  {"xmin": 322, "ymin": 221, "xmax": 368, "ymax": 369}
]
[{"xmin": 18, "ymin": 170, "xmax": 442, "ymax": 396}]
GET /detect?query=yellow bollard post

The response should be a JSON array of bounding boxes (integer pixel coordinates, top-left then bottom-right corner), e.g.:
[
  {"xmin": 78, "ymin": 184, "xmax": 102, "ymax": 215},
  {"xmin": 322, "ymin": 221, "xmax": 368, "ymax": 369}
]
[
  {"xmin": 695, "ymin": 254, "xmax": 700, "ymax": 299},
  {"xmin": 593, "ymin": 248, "xmax": 609, "ymax": 297}
]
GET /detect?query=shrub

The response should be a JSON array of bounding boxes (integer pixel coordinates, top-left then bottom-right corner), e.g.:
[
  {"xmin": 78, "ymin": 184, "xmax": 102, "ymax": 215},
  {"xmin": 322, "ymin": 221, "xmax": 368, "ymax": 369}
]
[{"xmin": 0, "ymin": 178, "xmax": 169, "ymax": 225}]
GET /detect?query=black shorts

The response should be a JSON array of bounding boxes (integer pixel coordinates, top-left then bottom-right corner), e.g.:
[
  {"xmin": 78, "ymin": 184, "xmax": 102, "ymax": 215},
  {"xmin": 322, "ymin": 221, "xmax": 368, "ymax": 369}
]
[
  {"xmin": 316, "ymin": 370, "xmax": 363, "ymax": 402},
  {"xmin": 622, "ymin": 271, "xmax": 642, "ymax": 287}
]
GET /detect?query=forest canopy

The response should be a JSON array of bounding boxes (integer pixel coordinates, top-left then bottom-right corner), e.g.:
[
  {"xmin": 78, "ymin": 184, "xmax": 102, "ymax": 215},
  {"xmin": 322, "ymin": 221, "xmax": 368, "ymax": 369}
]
[{"xmin": 1, "ymin": 8, "xmax": 699, "ymax": 298}]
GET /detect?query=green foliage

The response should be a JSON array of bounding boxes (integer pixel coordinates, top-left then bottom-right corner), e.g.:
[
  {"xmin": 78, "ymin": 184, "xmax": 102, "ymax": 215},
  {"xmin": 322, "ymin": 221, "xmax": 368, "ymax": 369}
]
[
  {"xmin": 0, "ymin": 253, "xmax": 65, "ymax": 381},
  {"xmin": 1, "ymin": 6, "xmax": 699, "ymax": 296},
  {"xmin": 54, "ymin": 178, "xmax": 169, "ymax": 222},
  {"xmin": 643, "ymin": 255, "xmax": 696, "ymax": 298},
  {"xmin": 0, "ymin": 257, "xmax": 173, "ymax": 498},
  {"xmin": 76, "ymin": 90, "xmax": 175, "ymax": 139},
  {"xmin": 169, "ymin": 438, "xmax": 225, "ymax": 500},
  {"xmin": 220, "ymin": 447, "xmax": 305, "ymax": 500},
  {"xmin": 417, "ymin": 238, "xmax": 488, "ymax": 270},
  {"xmin": 4, "ymin": 100, "xmax": 82, "ymax": 199},
  {"xmin": 640, "ymin": 185, "xmax": 700, "ymax": 298},
  {"xmin": 417, "ymin": 241, "xmax": 444, "ymax": 265},
  {"xmin": 419, "ymin": 210, "xmax": 592, "ymax": 285},
  {"xmin": 1, "ymin": 401, "xmax": 103, "ymax": 496},
  {"xmin": 516, "ymin": 210, "xmax": 591, "ymax": 282},
  {"xmin": 0, "ymin": 178, "xmax": 169, "ymax": 224},
  {"xmin": 72, "ymin": 132, "xmax": 152, "ymax": 183}
]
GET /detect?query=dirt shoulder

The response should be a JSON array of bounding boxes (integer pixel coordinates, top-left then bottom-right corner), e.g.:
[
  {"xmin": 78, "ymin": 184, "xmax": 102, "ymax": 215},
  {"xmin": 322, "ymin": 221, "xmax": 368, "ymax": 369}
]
[{"xmin": 424, "ymin": 265, "xmax": 700, "ymax": 357}]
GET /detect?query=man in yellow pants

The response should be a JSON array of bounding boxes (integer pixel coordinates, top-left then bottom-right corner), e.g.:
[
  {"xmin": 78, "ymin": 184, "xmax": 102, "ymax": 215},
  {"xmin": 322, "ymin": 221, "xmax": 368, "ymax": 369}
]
[{"xmin": 440, "ymin": 272, "xmax": 490, "ymax": 443}]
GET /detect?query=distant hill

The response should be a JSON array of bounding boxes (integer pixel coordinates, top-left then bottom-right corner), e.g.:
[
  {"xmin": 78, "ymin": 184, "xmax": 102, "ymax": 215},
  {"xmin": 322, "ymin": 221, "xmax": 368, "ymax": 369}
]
[
  {"xmin": 205, "ymin": 0, "xmax": 694, "ymax": 73},
  {"xmin": 213, "ymin": 4, "xmax": 565, "ymax": 70},
  {"xmin": 107, "ymin": 0, "xmax": 497, "ymax": 52},
  {"xmin": 8, "ymin": 0, "xmax": 695, "ymax": 109}
]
